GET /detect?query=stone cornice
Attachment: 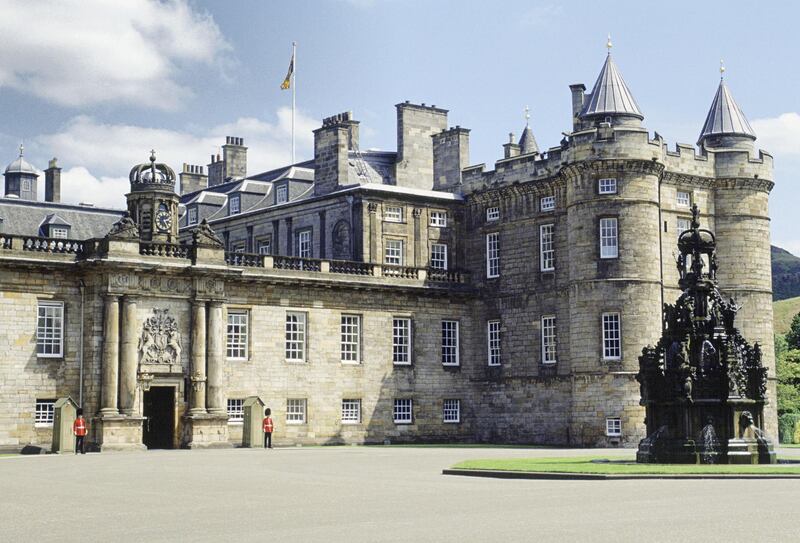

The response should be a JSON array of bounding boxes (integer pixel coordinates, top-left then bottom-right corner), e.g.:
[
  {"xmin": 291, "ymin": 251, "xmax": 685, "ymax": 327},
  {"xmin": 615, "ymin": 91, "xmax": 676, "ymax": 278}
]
[
  {"xmin": 662, "ymin": 171, "xmax": 774, "ymax": 193},
  {"xmin": 466, "ymin": 176, "xmax": 564, "ymax": 206},
  {"xmin": 560, "ymin": 158, "xmax": 666, "ymax": 182}
]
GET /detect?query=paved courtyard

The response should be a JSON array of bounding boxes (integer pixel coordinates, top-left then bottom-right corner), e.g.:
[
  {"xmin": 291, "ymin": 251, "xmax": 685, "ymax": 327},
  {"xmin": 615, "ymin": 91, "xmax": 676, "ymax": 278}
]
[{"xmin": 2, "ymin": 446, "xmax": 799, "ymax": 542}]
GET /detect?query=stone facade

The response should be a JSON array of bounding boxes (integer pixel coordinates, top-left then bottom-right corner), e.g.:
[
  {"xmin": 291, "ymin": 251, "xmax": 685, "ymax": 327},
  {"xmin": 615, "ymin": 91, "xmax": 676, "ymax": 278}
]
[{"xmin": 0, "ymin": 54, "xmax": 777, "ymax": 451}]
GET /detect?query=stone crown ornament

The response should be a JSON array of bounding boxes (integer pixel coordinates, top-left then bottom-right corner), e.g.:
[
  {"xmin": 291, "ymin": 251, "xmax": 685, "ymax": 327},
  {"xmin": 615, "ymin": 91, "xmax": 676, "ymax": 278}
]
[{"xmin": 129, "ymin": 150, "xmax": 176, "ymax": 191}]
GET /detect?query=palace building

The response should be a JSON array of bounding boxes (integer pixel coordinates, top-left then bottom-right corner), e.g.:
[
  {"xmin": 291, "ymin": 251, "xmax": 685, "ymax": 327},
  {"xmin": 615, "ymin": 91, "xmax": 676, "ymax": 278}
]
[{"xmin": 0, "ymin": 51, "xmax": 776, "ymax": 451}]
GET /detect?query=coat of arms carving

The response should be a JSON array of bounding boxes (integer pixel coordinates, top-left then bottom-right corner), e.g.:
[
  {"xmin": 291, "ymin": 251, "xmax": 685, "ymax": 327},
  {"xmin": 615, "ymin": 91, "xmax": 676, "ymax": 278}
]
[{"xmin": 138, "ymin": 308, "xmax": 182, "ymax": 365}]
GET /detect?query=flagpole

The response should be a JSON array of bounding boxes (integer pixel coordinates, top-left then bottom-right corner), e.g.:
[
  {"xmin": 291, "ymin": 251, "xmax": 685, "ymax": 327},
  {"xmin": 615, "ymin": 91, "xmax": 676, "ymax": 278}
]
[{"xmin": 291, "ymin": 41, "xmax": 296, "ymax": 164}]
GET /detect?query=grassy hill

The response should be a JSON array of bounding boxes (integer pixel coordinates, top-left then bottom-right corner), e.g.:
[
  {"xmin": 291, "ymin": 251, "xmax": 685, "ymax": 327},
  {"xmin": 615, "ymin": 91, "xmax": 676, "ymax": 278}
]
[
  {"xmin": 772, "ymin": 245, "xmax": 800, "ymax": 301},
  {"xmin": 775, "ymin": 296, "xmax": 800, "ymax": 336}
]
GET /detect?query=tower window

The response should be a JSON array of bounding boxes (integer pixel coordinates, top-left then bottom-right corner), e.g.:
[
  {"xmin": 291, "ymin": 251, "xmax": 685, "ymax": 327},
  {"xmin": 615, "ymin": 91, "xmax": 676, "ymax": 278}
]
[
  {"xmin": 487, "ymin": 320, "xmax": 501, "ymax": 366},
  {"xmin": 598, "ymin": 178, "xmax": 617, "ymax": 194},
  {"xmin": 540, "ymin": 196, "xmax": 555, "ymax": 212},
  {"xmin": 540, "ymin": 224, "xmax": 555, "ymax": 271},
  {"xmin": 606, "ymin": 418, "xmax": 622, "ymax": 437},
  {"xmin": 486, "ymin": 207, "xmax": 500, "ymax": 222},
  {"xmin": 541, "ymin": 315, "xmax": 557, "ymax": 364},
  {"xmin": 599, "ymin": 218, "xmax": 618, "ymax": 259},
  {"xmin": 677, "ymin": 191, "xmax": 691, "ymax": 207},
  {"xmin": 602, "ymin": 312, "xmax": 621, "ymax": 361},
  {"xmin": 21, "ymin": 179, "xmax": 32, "ymax": 192},
  {"xmin": 486, "ymin": 232, "xmax": 500, "ymax": 278}
]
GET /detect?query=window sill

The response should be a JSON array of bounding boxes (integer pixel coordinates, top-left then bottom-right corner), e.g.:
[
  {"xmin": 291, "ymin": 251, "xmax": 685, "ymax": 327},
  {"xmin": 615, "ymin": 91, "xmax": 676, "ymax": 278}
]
[
  {"xmin": 286, "ymin": 421, "xmax": 306, "ymax": 426},
  {"xmin": 341, "ymin": 421, "xmax": 361, "ymax": 425},
  {"xmin": 34, "ymin": 423, "xmax": 54, "ymax": 428},
  {"xmin": 228, "ymin": 420, "xmax": 244, "ymax": 425},
  {"xmin": 393, "ymin": 362, "xmax": 412, "ymax": 367},
  {"xmin": 285, "ymin": 359, "xmax": 307, "ymax": 364},
  {"xmin": 37, "ymin": 355, "xmax": 64, "ymax": 360},
  {"xmin": 341, "ymin": 361, "xmax": 361, "ymax": 366},
  {"xmin": 443, "ymin": 420, "xmax": 461, "ymax": 424},
  {"xmin": 226, "ymin": 357, "xmax": 249, "ymax": 362},
  {"xmin": 487, "ymin": 363, "xmax": 501, "ymax": 367},
  {"xmin": 394, "ymin": 421, "xmax": 413, "ymax": 425},
  {"xmin": 442, "ymin": 363, "xmax": 460, "ymax": 368}
]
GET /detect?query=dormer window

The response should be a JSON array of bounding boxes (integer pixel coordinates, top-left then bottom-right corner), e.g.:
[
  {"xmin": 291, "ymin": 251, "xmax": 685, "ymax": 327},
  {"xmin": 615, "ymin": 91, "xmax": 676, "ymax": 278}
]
[
  {"xmin": 229, "ymin": 195, "xmax": 240, "ymax": 215},
  {"xmin": 187, "ymin": 207, "xmax": 198, "ymax": 225},
  {"xmin": 50, "ymin": 227, "xmax": 69, "ymax": 239},
  {"xmin": 276, "ymin": 185, "xmax": 288, "ymax": 204}
]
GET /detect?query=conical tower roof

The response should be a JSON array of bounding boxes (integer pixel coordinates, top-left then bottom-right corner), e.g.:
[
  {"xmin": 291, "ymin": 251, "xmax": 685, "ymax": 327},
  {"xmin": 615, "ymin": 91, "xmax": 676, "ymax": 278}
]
[
  {"xmin": 579, "ymin": 54, "xmax": 643, "ymax": 120},
  {"xmin": 698, "ymin": 78, "xmax": 755, "ymax": 144},
  {"xmin": 518, "ymin": 125, "xmax": 538, "ymax": 154}
]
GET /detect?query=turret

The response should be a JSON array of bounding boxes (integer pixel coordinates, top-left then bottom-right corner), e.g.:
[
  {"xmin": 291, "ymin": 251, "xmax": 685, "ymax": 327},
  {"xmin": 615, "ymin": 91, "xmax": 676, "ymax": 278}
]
[
  {"xmin": 3, "ymin": 144, "xmax": 39, "ymax": 201},
  {"xmin": 697, "ymin": 64, "xmax": 756, "ymax": 151},
  {"xmin": 127, "ymin": 150, "xmax": 180, "ymax": 243},
  {"xmin": 518, "ymin": 106, "xmax": 539, "ymax": 155}
]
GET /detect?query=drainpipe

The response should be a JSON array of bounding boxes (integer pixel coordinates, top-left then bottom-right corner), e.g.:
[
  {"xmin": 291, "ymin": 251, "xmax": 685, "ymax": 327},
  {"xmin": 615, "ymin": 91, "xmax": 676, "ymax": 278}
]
[{"xmin": 78, "ymin": 279, "xmax": 85, "ymax": 408}]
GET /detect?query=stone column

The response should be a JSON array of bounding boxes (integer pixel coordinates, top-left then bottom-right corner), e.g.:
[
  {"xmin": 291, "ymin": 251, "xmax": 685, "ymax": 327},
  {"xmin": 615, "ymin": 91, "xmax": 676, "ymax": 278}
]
[
  {"xmin": 100, "ymin": 295, "xmax": 120, "ymax": 416},
  {"xmin": 412, "ymin": 208, "xmax": 422, "ymax": 267},
  {"xmin": 368, "ymin": 202, "xmax": 378, "ymax": 263},
  {"xmin": 119, "ymin": 296, "xmax": 139, "ymax": 416},
  {"xmin": 318, "ymin": 210, "xmax": 327, "ymax": 259},
  {"xmin": 190, "ymin": 301, "xmax": 207, "ymax": 414},
  {"xmin": 206, "ymin": 301, "xmax": 225, "ymax": 415}
]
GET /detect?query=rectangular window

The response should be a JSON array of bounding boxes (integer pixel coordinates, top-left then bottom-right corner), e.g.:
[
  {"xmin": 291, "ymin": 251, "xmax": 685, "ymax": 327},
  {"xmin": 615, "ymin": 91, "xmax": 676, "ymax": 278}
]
[
  {"xmin": 285, "ymin": 312, "xmax": 306, "ymax": 361},
  {"xmin": 226, "ymin": 310, "xmax": 248, "ymax": 360},
  {"xmin": 22, "ymin": 179, "xmax": 32, "ymax": 192},
  {"xmin": 540, "ymin": 196, "xmax": 555, "ymax": 212},
  {"xmin": 541, "ymin": 315, "xmax": 557, "ymax": 365},
  {"xmin": 341, "ymin": 399, "xmax": 361, "ymax": 424},
  {"xmin": 677, "ymin": 190, "xmax": 691, "ymax": 207},
  {"xmin": 392, "ymin": 317, "xmax": 411, "ymax": 365},
  {"xmin": 540, "ymin": 224, "xmax": 555, "ymax": 271},
  {"xmin": 35, "ymin": 399, "xmax": 55, "ymax": 425},
  {"xmin": 487, "ymin": 320, "xmax": 501, "ymax": 366},
  {"xmin": 257, "ymin": 238, "xmax": 272, "ymax": 255},
  {"xmin": 393, "ymin": 398, "xmax": 413, "ymax": 424},
  {"xmin": 602, "ymin": 312, "xmax": 622, "ymax": 361},
  {"xmin": 276, "ymin": 185, "xmax": 288, "ymax": 204},
  {"xmin": 51, "ymin": 227, "xmax": 68, "ymax": 239},
  {"xmin": 429, "ymin": 211, "xmax": 447, "ymax": 227},
  {"xmin": 677, "ymin": 217, "xmax": 691, "ymax": 240},
  {"xmin": 188, "ymin": 208, "xmax": 198, "ymax": 226},
  {"xmin": 37, "ymin": 301, "xmax": 64, "ymax": 357},
  {"xmin": 486, "ymin": 232, "xmax": 500, "ymax": 278},
  {"xmin": 296, "ymin": 230, "xmax": 312, "ymax": 258},
  {"xmin": 233, "ymin": 243, "xmax": 245, "ymax": 254},
  {"xmin": 486, "ymin": 206, "xmax": 500, "ymax": 222},
  {"xmin": 599, "ymin": 217, "xmax": 618, "ymax": 259},
  {"xmin": 384, "ymin": 239, "xmax": 404, "ymax": 266},
  {"xmin": 430, "ymin": 243, "xmax": 448, "ymax": 270},
  {"xmin": 340, "ymin": 314, "xmax": 361, "ymax": 363},
  {"xmin": 598, "ymin": 178, "xmax": 617, "ymax": 194},
  {"xmin": 229, "ymin": 195, "xmax": 240, "ymax": 215},
  {"xmin": 443, "ymin": 399, "xmax": 461, "ymax": 423},
  {"xmin": 441, "ymin": 320, "xmax": 460, "ymax": 366},
  {"xmin": 384, "ymin": 206, "xmax": 403, "ymax": 223},
  {"xmin": 606, "ymin": 417, "xmax": 622, "ymax": 437},
  {"xmin": 286, "ymin": 399, "xmax": 306, "ymax": 424},
  {"xmin": 227, "ymin": 399, "xmax": 244, "ymax": 422}
]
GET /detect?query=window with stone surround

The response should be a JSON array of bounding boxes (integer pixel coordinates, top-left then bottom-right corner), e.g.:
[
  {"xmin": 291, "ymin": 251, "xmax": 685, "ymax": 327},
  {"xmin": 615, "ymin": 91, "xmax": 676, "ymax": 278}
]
[
  {"xmin": 599, "ymin": 217, "xmax": 618, "ymax": 259},
  {"xmin": 188, "ymin": 207, "xmax": 198, "ymax": 226},
  {"xmin": 486, "ymin": 320, "xmax": 501, "ymax": 366},
  {"xmin": 443, "ymin": 399, "xmax": 461, "ymax": 423},
  {"xmin": 677, "ymin": 217, "xmax": 691, "ymax": 240},
  {"xmin": 37, "ymin": 301, "xmax": 64, "ymax": 358},
  {"xmin": 285, "ymin": 312, "xmax": 306, "ymax": 362},
  {"xmin": 296, "ymin": 229, "xmax": 312, "ymax": 258},
  {"xmin": 257, "ymin": 237, "xmax": 272, "ymax": 255},
  {"xmin": 340, "ymin": 314, "xmax": 361, "ymax": 363},
  {"xmin": 441, "ymin": 320, "xmax": 460, "ymax": 366},
  {"xmin": 429, "ymin": 211, "xmax": 447, "ymax": 227},
  {"xmin": 384, "ymin": 206, "xmax": 404, "ymax": 223},
  {"xmin": 541, "ymin": 315, "xmax": 557, "ymax": 365},
  {"xmin": 606, "ymin": 417, "xmax": 622, "ymax": 437},
  {"xmin": 677, "ymin": 190, "xmax": 691, "ymax": 207},
  {"xmin": 430, "ymin": 243, "xmax": 448, "ymax": 270},
  {"xmin": 286, "ymin": 398, "xmax": 306, "ymax": 424},
  {"xmin": 227, "ymin": 399, "xmax": 244, "ymax": 422},
  {"xmin": 226, "ymin": 310, "xmax": 248, "ymax": 360},
  {"xmin": 486, "ymin": 206, "xmax": 500, "ymax": 222},
  {"xmin": 341, "ymin": 399, "xmax": 361, "ymax": 424},
  {"xmin": 384, "ymin": 239, "xmax": 404, "ymax": 266},
  {"xmin": 602, "ymin": 312, "xmax": 622, "ymax": 361},
  {"xmin": 598, "ymin": 177, "xmax": 617, "ymax": 194},
  {"xmin": 393, "ymin": 398, "xmax": 413, "ymax": 424},
  {"xmin": 35, "ymin": 399, "xmax": 55, "ymax": 426},
  {"xmin": 540, "ymin": 224, "xmax": 555, "ymax": 271},
  {"xmin": 276, "ymin": 185, "xmax": 288, "ymax": 204},
  {"xmin": 540, "ymin": 196, "xmax": 555, "ymax": 212},
  {"xmin": 229, "ymin": 195, "xmax": 240, "ymax": 215},
  {"xmin": 486, "ymin": 232, "xmax": 500, "ymax": 278},
  {"xmin": 392, "ymin": 317, "xmax": 411, "ymax": 365}
]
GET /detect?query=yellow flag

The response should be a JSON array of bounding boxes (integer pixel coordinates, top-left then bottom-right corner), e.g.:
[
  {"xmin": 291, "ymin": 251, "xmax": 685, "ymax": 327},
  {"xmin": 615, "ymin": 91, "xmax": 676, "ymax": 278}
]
[{"xmin": 281, "ymin": 52, "xmax": 294, "ymax": 90}]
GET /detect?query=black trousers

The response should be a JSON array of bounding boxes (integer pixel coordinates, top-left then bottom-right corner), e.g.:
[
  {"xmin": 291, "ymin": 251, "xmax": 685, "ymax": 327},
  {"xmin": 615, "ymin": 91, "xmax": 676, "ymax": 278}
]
[
  {"xmin": 75, "ymin": 436, "xmax": 85, "ymax": 454},
  {"xmin": 264, "ymin": 432, "xmax": 272, "ymax": 448}
]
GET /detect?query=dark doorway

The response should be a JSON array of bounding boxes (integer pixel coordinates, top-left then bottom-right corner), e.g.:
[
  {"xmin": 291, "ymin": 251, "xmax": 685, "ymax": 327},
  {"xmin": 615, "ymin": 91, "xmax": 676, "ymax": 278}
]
[{"xmin": 143, "ymin": 386, "xmax": 175, "ymax": 449}]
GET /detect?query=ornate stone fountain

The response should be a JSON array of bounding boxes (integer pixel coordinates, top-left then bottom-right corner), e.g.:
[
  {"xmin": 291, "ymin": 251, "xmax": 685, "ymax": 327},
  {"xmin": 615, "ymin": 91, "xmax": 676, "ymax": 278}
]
[{"xmin": 636, "ymin": 205, "xmax": 775, "ymax": 464}]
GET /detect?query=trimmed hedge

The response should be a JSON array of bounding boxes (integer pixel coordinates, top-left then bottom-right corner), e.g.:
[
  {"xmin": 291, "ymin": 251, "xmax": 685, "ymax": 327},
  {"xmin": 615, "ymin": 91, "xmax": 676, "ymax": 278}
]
[{"xmin": 778, "ymin": 413, "xmax": 800, "ymax": 444}]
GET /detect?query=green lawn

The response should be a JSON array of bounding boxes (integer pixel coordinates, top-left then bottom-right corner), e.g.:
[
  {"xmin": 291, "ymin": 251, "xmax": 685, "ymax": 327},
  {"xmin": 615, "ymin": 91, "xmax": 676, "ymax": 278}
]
[
  {"xmin": 774, "ymin": 295, "xmax": 800, "ymax": 336},
  {"xmin": 452, "ymin": 456, "xmax": 800, "ymax": 475}
]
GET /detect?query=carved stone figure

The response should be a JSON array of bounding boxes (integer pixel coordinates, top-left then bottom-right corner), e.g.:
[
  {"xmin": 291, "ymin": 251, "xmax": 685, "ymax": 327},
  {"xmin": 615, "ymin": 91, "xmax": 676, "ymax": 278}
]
[
  {"xmin": 138, "ymin": 308, "xmax": 182, "ymax": 365},
  {"xmin": 191, "ymin": 218, "xmax": 223, "ymax": 248},
  {"xmin": 107, "ymin": 212, "xmax": 140, "ymax": 240}
]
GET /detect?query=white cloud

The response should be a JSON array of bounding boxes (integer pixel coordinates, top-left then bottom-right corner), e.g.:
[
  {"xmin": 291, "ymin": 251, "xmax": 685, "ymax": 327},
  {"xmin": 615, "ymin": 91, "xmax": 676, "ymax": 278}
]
[
  {"xmin": 751, "ymin": 113, "xmax": 800, "ymax": 156},
  {"xmin": 31, "ymin": 108, "xmax": 318, "ymax": 207},
  {"xmin": 0, "ymin": 0, "xmax": 230, "ymax": 110}
]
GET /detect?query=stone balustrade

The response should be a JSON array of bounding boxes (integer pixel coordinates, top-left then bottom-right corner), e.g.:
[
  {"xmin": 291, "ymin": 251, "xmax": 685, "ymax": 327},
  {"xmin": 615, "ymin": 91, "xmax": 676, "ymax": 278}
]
[{"xmin": 139, "ymin": 241, "xmax": 191, "ymax": 259}]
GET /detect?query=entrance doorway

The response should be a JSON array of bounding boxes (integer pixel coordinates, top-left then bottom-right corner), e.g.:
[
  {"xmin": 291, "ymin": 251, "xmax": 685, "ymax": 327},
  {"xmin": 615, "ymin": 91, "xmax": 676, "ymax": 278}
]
[{"xmin": 143, "ymin": 386, "xmax": 175, "ymax": 449}]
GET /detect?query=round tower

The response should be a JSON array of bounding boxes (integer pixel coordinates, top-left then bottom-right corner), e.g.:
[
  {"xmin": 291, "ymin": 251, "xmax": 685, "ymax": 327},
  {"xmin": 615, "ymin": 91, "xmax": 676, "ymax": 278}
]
[{"xmin": 127, "ymin": 151, "xmax": 180, "ymax": 243}]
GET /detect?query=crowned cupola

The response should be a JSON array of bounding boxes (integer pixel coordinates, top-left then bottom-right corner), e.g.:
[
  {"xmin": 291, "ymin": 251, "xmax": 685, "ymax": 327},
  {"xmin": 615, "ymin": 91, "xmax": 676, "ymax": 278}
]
[
  {"xmin": 698, "ymin": 63, "xmax": 756, "ymax": 150},
  {"xmin": 127, "ymin": 150, "xmax": 180, "ymax": 243}
]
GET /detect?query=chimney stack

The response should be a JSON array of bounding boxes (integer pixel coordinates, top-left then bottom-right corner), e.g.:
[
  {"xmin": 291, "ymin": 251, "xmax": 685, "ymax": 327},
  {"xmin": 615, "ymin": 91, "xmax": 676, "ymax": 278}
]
[
  {"xmin": 569, "ymin": 84, "xmax": 586, "ymax": 131},
  {"xmin": 44, "ymin": 158, "xmax": 61, "ymax": 203}
]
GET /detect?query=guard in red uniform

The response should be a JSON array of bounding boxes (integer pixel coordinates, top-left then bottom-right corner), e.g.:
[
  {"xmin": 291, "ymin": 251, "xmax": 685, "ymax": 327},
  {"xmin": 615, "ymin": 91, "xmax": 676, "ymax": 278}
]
[
  {"xmin": 262, "ymin": 407, "xmax": 274, "ymax": 449},
  {"xmin": 73, "ymin": 408, "xmax": 88, "ymax": 454}
]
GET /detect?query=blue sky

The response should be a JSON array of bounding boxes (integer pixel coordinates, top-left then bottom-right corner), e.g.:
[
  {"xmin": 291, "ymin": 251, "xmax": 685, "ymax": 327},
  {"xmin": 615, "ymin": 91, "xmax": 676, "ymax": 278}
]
[{"xmin": 1, "ymin": 0, "xmax": 798, "ymax": 254}]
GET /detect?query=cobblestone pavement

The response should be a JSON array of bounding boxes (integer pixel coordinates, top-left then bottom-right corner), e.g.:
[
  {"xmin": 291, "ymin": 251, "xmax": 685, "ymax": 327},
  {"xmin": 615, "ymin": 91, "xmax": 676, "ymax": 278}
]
[{"xmin": 2, "ymin": 446, "xmax": 799, "ymax": 542}]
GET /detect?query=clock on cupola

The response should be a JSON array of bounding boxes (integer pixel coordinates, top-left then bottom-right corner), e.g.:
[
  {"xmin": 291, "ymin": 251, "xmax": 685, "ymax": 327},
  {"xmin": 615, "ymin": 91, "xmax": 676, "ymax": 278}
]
[{"xmin": 127, "ymin": 150, "xmax": 180, "ymax": 242}]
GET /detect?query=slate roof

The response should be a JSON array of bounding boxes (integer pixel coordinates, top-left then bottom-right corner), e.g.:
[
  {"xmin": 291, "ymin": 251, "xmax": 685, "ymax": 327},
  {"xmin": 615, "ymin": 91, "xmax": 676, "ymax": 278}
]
[
  {"xmin": 4, "ymin": 156, "xmax": 38, "ymax": 176},
  {"xmin": 698, "ymin": 79, "xmax": 756, "ymax": 143},
  {"xmin": 518, "ymin": 126, "xmax": 539, "ymax": 155},
  {"xmin": 580, "ymin": 54, "xmax": 643, "ymax": 120},
  {"xmin": 0, "ymin": 198, "xmax": 124, "ymax": 239}
]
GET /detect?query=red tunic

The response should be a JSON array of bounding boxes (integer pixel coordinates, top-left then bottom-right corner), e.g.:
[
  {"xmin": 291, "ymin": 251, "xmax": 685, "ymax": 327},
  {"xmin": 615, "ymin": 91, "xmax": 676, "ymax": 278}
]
[
  {"xmin": 262, "ymin": 417, "xmax": 274, "ymax": 433},
  {"xmin": 73, "ymin": 417, "xmax": 88, "ymax": 437}
]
